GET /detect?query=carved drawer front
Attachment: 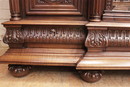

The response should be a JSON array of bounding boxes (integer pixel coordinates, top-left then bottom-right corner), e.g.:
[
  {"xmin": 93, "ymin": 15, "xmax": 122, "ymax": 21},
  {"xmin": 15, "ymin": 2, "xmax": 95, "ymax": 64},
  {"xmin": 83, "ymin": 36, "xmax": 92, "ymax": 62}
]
[
  {"xmin": 23, "ymin": 26, "xmax": 87, "ymax": 45},
  {"xmin": 4, "ymin": 25, "xmax": 87, "ymax": 45},
  {"xmin": 25, "ymin": 0, "xmax": 87, "ymax": 16},
  {"xmin": 86, "ymin": 27, "xmax": 130, "ymax": 48}
]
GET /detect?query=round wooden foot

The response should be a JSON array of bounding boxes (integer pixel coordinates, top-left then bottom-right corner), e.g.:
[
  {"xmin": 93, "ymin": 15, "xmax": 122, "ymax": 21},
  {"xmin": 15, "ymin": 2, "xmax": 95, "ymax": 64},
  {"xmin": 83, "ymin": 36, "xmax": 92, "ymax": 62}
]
[
  {"xmin": 8, "ymin": 65, "xmax": 32, "ymax": 77},
  {"xmin": 78, "ymin": 70, "xmax": 103, "ymax": 83}
]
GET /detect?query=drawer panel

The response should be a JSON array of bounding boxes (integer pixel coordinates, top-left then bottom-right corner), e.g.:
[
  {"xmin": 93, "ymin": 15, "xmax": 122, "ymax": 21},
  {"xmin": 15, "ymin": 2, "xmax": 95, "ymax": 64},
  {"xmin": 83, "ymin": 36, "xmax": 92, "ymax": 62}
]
[{"xmin": 23, "ymin": 25, "xmax": 87, "ymax": 44}]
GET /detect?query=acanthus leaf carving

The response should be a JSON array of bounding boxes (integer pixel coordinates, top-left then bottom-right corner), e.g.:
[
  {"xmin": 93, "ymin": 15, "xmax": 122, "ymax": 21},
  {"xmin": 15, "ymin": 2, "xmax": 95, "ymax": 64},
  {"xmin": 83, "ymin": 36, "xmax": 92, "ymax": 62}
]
[
  {"xmin": 3, "ymin": 27, "xmax": 24, "ymax": 44},
  {"xmin": 86, "ymin": 30, "xmax": 107, "ymax": 47},
  {"xmin": 86, "ymin": 28, "xmax": 130, "ymax": 48},
  {"xmin": 23, "ymin": 26, "xmax": 86, "ymax": 44}
]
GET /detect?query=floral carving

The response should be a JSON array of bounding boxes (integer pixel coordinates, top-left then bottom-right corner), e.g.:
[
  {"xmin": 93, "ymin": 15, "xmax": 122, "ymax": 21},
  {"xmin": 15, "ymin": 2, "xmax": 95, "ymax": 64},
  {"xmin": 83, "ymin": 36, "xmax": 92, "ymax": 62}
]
[
  {"xmin": 4, "ymin": 26, "xmax": 86, "ymax": 45},
  {"xmin": 23, "ymin": 26, "xmax": 86, "ymax": 44},
  {"xmin": 37, "ymin": 0, "xmax": 72, "ymax": 4},
  {"xmin": 86, "ymin": 29, "xmax": 130, "ymax": 48},
  {"xmin": 86, "ymin": 30, "xmax": 107, "ymax": 47},
  {"xmin": 3, "ymin": 27, "xmax": 24, "ymax": 44}
]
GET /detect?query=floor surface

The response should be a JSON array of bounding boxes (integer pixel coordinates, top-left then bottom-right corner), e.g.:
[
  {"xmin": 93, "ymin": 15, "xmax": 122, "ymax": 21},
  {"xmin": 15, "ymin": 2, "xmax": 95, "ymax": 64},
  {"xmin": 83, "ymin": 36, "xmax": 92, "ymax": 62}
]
[{"xmin": 0, "ymin": 64, "xmax": 130, "ymax": 87}]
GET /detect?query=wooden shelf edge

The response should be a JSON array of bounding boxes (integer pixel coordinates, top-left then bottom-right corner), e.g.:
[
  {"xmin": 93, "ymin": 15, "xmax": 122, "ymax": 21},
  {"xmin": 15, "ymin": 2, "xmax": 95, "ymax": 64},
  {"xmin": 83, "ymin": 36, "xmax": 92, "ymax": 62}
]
[
  {"xmin": 77, "ymin": 57, "xmax": 130, "ymax": 70},
  {"xmin": 0, "ymin": 48, "xmax": 85, "ymax": 66},
  {"xmin": 0, "ymin": 54, "xmax": 81, "ymax": 66},
  {"xmin": 2, "ymin": 20, "xmax": 88, "ymax": 26},
  {"xmin": 86, "ymin": 22, "xmax": 130, "ymax": 28}
]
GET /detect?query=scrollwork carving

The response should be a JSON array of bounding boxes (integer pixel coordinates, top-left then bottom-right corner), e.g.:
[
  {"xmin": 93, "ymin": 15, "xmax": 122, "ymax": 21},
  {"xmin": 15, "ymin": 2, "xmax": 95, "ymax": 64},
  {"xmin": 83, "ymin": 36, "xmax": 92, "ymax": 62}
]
[
  {"xmin": 3, "ymin": 27, "xmax": 24, "ymax": 44},
  {"xmin": 108, "ymin": 30, "xmax": 130, "ymax": 47},
  {"xmin": 86, "ymin": 29, "xmax": 130, "ymax": 48},
  {"xmin": 4, "ymin": 26, "xmax": 86, "ymax": 45},
  {"xmin": 86, "ymin": 30, "xmax": 107, "ymax": 47},
  {"xmin": 23, "ymin": 26, "xmax": 86, "ymax": 44}
]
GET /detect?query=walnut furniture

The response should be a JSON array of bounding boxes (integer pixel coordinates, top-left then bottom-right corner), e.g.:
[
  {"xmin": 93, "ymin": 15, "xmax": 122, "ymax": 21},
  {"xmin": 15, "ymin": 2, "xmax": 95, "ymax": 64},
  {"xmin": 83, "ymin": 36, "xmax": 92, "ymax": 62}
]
[{"xmin": 1, "ymin": 0, "xmax": 130, "ymax": 83}]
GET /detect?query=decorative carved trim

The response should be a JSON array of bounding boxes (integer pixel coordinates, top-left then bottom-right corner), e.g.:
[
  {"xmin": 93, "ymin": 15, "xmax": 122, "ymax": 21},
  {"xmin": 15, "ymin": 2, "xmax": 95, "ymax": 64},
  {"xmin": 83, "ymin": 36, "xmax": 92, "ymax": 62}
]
[
  {"xmin": 86, "ymin": 30, "xmax": 107, "ymax": 47},
  {"xmin": 86, "ymin": 29, "xmax": 130, "ymax": 48},
  {"xmin": 4, "ymin": 26, "xmax": 86, "ymax": 45},
  {"xmin": 9, "ymin": 0, "xmax": 21, "ymax": 21},
  {"xmin": 108, "ymin": 29, "xmax": 130, "ymax": 47},
  {"xmin": 105, "ymin": 0, "xmax": 113, "ymax": 10},
  {"xmin": 23, "ymin": 26, "xmax": 86, "ymax": 44},
  {"xmin": 3, "ymin": 27, "xmax": 24, "ymax": 44},
  {"xmin": 37, "ymin": 0, "xmax": 72, "ymax": 4}
]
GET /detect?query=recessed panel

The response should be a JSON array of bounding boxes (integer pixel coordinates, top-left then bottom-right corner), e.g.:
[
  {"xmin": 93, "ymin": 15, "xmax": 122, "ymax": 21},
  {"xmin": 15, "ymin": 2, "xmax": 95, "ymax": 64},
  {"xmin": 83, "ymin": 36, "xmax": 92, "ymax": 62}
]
[{"xmin": 25, "ymin": 0, "xmax": 86, "ymax": 15}]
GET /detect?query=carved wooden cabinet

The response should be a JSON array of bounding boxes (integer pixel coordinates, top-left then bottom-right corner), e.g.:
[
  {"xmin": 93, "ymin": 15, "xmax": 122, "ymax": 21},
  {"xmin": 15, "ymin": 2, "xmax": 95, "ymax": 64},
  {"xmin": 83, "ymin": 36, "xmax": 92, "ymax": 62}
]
[{"xmin": 1, "ymin": 0, "xmax": 130, "ymax": 83}]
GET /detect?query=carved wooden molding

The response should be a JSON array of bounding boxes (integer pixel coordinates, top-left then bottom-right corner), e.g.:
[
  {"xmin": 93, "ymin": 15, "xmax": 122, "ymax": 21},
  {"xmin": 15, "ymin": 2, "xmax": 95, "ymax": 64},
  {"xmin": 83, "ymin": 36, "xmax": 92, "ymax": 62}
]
[
  {"xmin": 86, "ymin": 28, "xmax": 130, "ymax": 48},
  {"xmin": 4, "ymin": 26, "xmax": 24, "ymax": 44},
  {"xmin": 4, "ymin": 26, "xmax": 86, "ymax": 45},
  {"xmin": 9, "ymin": 0, "xmax": 21, "ymax": 21},
  {"xmin": 37, "ymin": 0, "xmax": 72, "ymax": 4},
  {"xmin": 86, "ymin": 30, "xmax": 107, "ymax": 47},
  {"xmin": 108, "ymin": 29, "xmax": 130, "ymax": 47},
  {"xmin": 105, "ymin": 0, "xmax": 113, "ymax": 10},
  {"xmin": 23, "ymin": 26, "xmax": 86, "ymax": 44}
]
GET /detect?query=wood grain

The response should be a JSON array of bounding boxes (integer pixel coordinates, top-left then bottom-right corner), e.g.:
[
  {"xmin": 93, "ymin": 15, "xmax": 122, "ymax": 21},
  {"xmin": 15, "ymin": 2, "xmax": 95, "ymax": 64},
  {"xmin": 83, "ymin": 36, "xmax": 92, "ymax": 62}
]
[
  {"xmin": 2, "ymin": 0, "xmax": 130, "ymax": 83},
  {"xmin": 77, "ymin": 52, "xmax": 130, "ymax": 70},
  {"xmin": 0, "ymin": 48, "xmax": 85, "ymax": 66}
]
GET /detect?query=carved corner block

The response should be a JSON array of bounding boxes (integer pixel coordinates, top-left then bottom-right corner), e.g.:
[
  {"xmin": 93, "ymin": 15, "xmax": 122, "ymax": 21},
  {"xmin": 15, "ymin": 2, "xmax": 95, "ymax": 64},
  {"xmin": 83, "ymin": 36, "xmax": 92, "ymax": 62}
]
[
  {"xmin": 3, "ymin": 25, "xmax": 24, "ymax": 48},
  {"xmin": 85, "ymin": 27, "xmax": 108, "ymax": 52}
]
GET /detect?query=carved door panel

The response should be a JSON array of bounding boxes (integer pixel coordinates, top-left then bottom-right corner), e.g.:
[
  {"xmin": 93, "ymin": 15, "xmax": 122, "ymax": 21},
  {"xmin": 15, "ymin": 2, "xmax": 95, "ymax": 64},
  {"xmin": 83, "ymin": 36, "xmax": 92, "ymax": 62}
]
[{"xmin": 25, "ymin": 0, "xmax": 87, "ymax": 16}]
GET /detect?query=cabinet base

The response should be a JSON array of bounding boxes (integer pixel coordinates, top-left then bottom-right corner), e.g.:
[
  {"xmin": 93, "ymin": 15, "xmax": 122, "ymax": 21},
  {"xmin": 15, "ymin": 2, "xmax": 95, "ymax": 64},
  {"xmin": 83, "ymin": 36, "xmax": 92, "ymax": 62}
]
[
  {"xmin": 77, "ymin": 52, "xmax": 130, "ymax": 70},
  {"xmin": 0, "ymin": 48, "xmax": 85, "ymax": 66}
]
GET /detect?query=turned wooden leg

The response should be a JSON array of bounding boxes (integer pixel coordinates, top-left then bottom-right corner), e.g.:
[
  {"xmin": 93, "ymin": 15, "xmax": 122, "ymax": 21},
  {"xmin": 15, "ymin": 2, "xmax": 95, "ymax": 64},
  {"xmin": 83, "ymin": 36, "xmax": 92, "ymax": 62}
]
[
  {"xmin": 8, "ymin": 64, "xmax": 32, "ymax": 77},
  {"xmin": 78, "ymin": 70, "xmax": 103, "ymax": 83}
]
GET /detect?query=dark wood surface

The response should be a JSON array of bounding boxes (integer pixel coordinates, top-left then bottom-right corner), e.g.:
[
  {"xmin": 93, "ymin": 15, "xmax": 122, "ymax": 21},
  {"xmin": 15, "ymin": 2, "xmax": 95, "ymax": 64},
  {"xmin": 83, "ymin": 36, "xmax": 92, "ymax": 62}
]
[
  {"xmin": 103, "ymin": 0, "xmax": 130, "ymax": 22},
  {"xmin": 1, "ymin": 0, "xmax": 130, "ymax": 83}
]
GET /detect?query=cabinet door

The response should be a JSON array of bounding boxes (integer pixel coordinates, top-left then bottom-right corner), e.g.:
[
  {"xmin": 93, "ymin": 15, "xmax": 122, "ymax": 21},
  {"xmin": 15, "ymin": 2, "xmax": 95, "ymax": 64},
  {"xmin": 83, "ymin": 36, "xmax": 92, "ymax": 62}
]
[{"xmin": 25, "ymin": 0, "xmax": 87, "ymax": 16}]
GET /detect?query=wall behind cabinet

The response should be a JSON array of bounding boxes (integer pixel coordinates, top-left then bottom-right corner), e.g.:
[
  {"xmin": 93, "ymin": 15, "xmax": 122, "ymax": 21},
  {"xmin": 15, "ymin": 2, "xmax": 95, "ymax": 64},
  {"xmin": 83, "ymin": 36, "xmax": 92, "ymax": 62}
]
[{"xmin": 0, "ymin": 0, "xmax": 9, "ymax": 55}]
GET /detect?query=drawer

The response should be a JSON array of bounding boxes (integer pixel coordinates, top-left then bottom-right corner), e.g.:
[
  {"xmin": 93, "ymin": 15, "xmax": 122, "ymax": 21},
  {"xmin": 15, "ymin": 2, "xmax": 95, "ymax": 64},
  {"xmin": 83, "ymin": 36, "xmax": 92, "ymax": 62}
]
[{"xmin": 23, "ymin": 25, "xmax": 87, "ymax": 45}]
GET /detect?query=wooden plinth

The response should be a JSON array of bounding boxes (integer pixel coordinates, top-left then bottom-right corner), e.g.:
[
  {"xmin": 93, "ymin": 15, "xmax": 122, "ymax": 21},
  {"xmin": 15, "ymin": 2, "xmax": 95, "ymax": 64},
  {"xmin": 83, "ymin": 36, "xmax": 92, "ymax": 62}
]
[
  {"xmin": 77, "ymin": 52, "xmax": 130, "ymax": 70},
  {"xmin": 0, "ymin": 48, "xmax": 85, "ymax": 66}
]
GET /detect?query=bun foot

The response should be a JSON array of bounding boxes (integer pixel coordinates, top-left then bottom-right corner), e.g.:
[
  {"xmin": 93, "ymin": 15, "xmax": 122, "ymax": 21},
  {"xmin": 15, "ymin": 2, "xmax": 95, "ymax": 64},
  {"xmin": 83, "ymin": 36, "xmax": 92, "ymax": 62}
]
[
  {"xmin": 78, "ymin": 70, "xmax": 103, "ymax": 83},
  {"xmin": 8, "ymin": 64, "xmax": 32, "ymax": 77}
]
